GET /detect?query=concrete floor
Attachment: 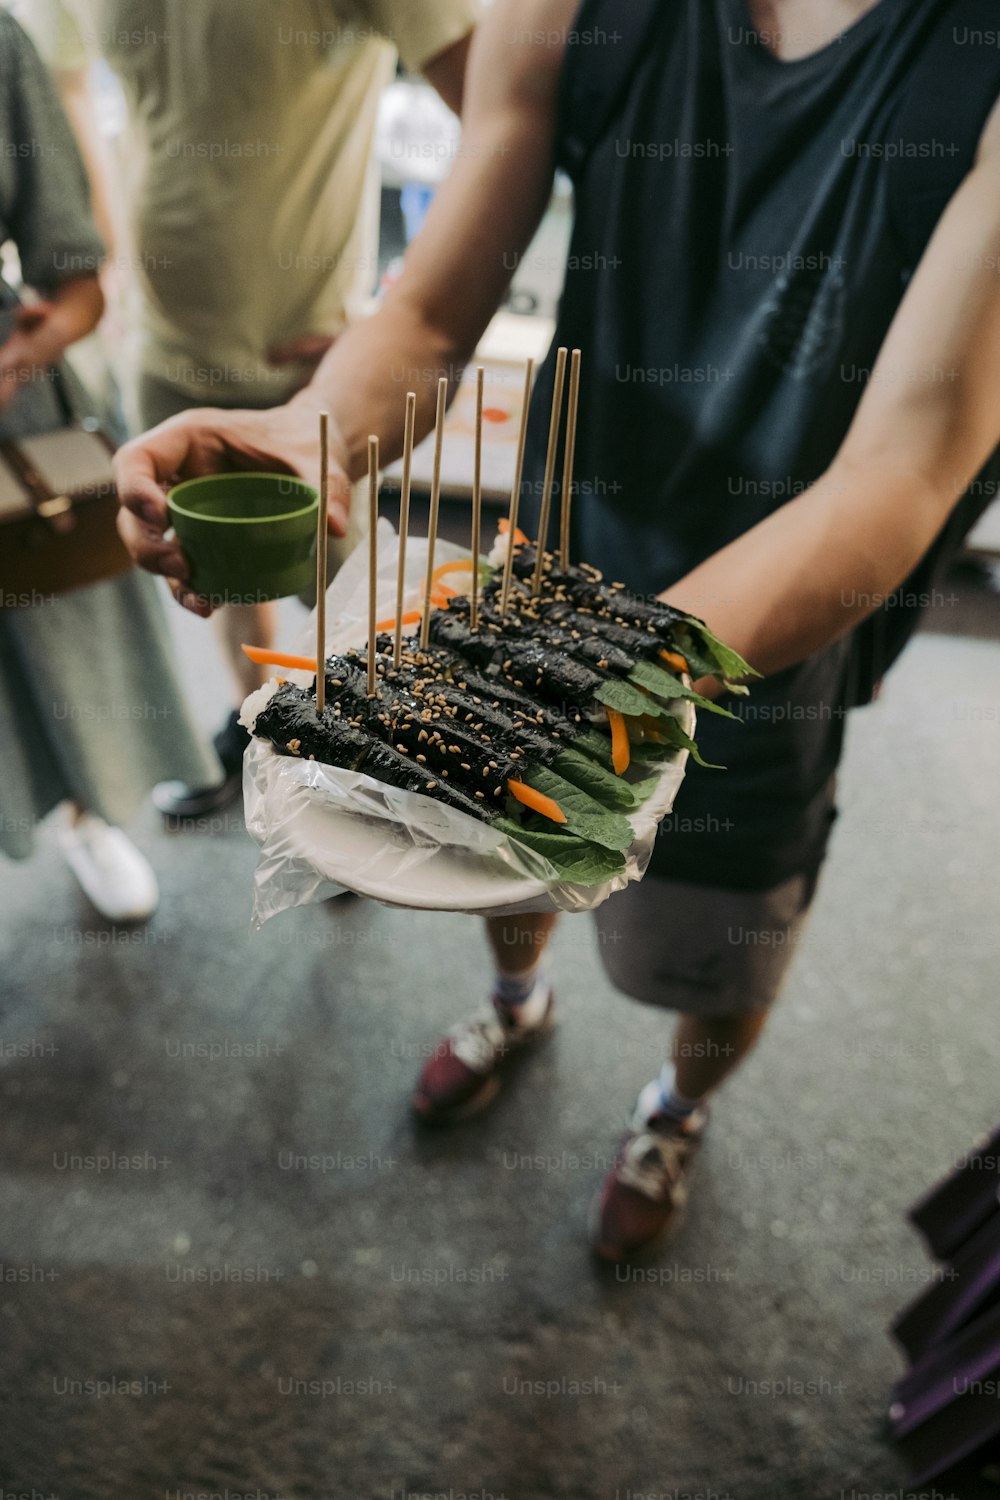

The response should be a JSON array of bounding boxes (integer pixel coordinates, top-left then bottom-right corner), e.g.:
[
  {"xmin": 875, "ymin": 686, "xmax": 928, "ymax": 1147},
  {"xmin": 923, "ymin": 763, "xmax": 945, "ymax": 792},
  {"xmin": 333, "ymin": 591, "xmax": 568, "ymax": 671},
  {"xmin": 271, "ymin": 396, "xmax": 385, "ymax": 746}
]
[{"xmin": 2, "ymin": 565, "xmax": 999, "ymax": 1499}]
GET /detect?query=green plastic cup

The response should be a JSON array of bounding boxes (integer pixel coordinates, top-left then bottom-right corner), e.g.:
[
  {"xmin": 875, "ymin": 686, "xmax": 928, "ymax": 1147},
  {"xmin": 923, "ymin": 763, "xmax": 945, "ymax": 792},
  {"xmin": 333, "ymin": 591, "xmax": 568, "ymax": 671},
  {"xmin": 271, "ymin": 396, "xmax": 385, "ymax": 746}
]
[{"xmin": 167, "ymin": 472, "xmax": 319, "ymax": 604}]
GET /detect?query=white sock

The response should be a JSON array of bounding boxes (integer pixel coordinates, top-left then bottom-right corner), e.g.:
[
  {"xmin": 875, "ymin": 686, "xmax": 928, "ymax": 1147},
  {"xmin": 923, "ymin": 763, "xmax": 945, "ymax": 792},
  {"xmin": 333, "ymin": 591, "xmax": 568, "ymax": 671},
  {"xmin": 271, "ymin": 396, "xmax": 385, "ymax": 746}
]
[
  {"xmin": 493, "ymin": 964, "xmax": 550, "ymax": 1027},
  {"xmin": 654, "ymin": 1062, "xmax": 706, "ymax": 1121}
]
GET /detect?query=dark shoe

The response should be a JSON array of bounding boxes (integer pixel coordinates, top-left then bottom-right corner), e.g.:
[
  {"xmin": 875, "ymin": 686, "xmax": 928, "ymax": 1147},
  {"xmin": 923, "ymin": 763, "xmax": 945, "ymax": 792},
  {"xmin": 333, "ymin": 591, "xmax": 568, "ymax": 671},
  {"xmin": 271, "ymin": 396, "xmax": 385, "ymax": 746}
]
[
  {"xmin": 152, "ymin": 710, "xmax": 249, "ymax": 822},
  {"xmin": 411, "ymin": 982, "xmax": 555, "ymax": 1123},
  {"xmin": 591, "ymin": 1097, "xmax": 709, "ymax": 1263}
]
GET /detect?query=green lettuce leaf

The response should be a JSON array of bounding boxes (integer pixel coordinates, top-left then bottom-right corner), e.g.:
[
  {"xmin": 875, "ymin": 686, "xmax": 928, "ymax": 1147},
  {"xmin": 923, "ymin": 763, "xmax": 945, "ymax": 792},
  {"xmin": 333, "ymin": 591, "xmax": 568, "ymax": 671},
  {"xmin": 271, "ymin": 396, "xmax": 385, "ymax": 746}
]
[
  {"xmin": 552, "ymin": 747, "xmax": 640, "ymax": 809},
  {"xmin": 628, "ymin": 660, "xmax": 737, "ymax": 720},
  {"xmin": 651, "ymin": 715, "xmax": 724, "ymax": 769},
  {"xmin": 667, "ymin": 631, "xmax": 720, "ymax": 681},
  {"xmin": 571, "ymin": 727, "xmax": 615, "ymax": 769},
  {"xmin": 519, "ymin": 766, "xmax": 634, "ymax": 851},
  {"xmin": 681, "ymin": 617, "xmax": 760, "ymax": 684},
  {"xmin": 630, "ymin": 772, "xmax": 663, "ymax": 804},
  {"xmin": 629, "ymin": 737, "xmax": 676, "ymax": 763},
  {"xmin": 596, "ymin": 678, "xmax": 659, "ymax": 718},
  {"xmin": 495, "ymin": 819, "xmax": 626, "ymax": 886}
]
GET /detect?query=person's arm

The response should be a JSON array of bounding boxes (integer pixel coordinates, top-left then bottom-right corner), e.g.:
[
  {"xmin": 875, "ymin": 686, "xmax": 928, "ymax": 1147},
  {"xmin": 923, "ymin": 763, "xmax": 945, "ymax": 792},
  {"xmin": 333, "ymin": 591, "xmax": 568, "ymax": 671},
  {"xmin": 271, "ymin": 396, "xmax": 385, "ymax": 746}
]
[
  {"xmin": 0, "ymin": 10, "xmax": 107, "ymax": 411},
  {"xmin": 48, "ymin": 65, "xmax": 127, "ymax": 262},
  {"xmin": 115, "ymin": 0, "xmax": 577, "ymax": 610},
  {"xmin": 668, "ymin": 98, "xmax": 1000, "ymax": 687},
  {"xmin": 369, "ymin": 0, "xmax": 479, "ymax": 115},
  {"xmin": 421, "ymin": 30, "xmax": 474, "ymax": 116},
  {"xmin": 0, "ymin": 276, "xmax": 103, "ymax": 410}
]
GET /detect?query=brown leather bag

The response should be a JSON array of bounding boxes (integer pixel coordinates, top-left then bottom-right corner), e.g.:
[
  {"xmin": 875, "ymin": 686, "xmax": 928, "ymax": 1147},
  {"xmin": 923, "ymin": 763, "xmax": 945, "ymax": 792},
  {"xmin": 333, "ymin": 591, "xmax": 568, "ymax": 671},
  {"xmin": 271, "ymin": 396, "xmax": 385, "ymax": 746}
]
[{"xmin": 0, "ymin": 404, "xmax": 131, "ymax": 605}]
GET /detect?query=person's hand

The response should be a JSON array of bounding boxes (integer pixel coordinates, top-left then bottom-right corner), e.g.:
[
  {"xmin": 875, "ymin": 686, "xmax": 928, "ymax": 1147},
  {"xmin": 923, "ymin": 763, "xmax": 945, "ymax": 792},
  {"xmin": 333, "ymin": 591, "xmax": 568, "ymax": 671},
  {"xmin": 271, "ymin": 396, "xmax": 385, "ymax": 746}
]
[
  {"xmin": 114, "ymin": 397, "xmax": 353, "ymax": 617},
  {"xmin": 267, "ymin": 333, "xmax": 337, "ymax": 391},
  {"xmin": 0, "ymin": 301, "xmax": 69, "ymax": 412}
]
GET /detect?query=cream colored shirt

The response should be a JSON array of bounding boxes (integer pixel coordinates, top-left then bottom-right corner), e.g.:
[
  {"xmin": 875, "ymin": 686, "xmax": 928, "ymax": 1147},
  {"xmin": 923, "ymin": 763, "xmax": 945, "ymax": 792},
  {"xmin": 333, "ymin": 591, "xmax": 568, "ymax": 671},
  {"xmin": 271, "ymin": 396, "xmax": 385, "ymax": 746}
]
[{"xmin": 21, "ymin": 0, "xmax": 477, "ymax": 402}]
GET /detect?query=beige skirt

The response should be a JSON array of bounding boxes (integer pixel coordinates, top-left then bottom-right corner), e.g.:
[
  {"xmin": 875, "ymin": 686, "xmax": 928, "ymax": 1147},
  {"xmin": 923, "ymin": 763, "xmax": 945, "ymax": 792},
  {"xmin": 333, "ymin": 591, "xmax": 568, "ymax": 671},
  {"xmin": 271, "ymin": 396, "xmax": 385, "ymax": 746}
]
[{"xmin": 0, "ymin": 569, "xmax": 221, "ymax": 859}]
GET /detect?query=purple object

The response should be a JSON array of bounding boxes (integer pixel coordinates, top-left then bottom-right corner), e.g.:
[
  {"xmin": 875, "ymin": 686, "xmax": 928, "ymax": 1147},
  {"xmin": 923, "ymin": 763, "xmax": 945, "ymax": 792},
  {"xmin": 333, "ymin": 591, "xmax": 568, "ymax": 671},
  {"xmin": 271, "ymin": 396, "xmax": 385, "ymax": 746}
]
[
  {"xmin": 893, "ymin": 1213, "xmax": 1000, "ymax": 1364},
  {"xmin": 909, "ymin": 1128, "xmax": 1000, "ymax": 1261},
  {"xmin": 890, "ymin": 1293, "xmax": 1000, "ymax": 1484}
]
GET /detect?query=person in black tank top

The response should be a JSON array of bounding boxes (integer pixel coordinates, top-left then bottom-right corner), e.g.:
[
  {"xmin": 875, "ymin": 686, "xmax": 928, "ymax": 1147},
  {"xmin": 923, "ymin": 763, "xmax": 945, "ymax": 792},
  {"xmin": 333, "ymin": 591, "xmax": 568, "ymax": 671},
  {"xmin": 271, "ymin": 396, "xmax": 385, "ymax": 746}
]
[
  {"xmin": 524, "ymin": 0, "xmax": 1000, "ymax": 893},
  {"xmin": 114, "ymin": 0, "xmax": 1000, "ymax": 1263}
]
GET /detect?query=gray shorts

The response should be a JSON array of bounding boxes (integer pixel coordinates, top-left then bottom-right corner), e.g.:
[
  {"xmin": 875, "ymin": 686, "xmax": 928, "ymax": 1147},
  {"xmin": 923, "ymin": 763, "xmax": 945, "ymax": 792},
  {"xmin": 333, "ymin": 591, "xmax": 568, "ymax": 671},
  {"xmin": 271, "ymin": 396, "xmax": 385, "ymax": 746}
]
[{"xmin": 591, "ymin": 870, "xmax": 817, "ymax": 1018}]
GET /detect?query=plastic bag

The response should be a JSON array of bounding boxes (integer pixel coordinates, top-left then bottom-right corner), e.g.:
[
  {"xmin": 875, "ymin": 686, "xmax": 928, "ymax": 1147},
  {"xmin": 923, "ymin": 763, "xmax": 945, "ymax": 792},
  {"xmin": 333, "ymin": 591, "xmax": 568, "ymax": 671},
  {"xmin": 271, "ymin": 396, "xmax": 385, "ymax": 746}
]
[{"xmin": 242, "ymin": 521, "xmax": 694, "ymax": 923}]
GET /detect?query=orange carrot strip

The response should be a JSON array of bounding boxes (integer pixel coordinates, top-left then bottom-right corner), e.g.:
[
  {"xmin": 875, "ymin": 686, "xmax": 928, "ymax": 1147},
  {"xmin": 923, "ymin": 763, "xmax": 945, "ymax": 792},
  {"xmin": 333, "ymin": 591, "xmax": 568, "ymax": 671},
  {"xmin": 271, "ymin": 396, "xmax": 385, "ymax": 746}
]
[
  {"xmin": 431, "ymin": 560, "xmax": 476, "ymax": 584},
  {"xmin": 498, "ymin": 518, "xmax": 529, "ymax": 545},
  {"xmin": 242, "ymin": 645, "xmax": 317, "ymax": 672},
  {"xmin": 659, "ymin": 648, "xmax": 689, "ymax": 675},
  {"xmin": 606, "ymin": 707, "xmax": 631, "ymax": 775},
  {"xmin": 419, "ymin": 577, "xmax": 457, "ymax": 603},
  {"xmin": 374, "ymin": 609, "xmax": 422, "ymax": 633},
  {"xmin": 507, "ymin": 778, "xmax": 567, "ymax": 824}
]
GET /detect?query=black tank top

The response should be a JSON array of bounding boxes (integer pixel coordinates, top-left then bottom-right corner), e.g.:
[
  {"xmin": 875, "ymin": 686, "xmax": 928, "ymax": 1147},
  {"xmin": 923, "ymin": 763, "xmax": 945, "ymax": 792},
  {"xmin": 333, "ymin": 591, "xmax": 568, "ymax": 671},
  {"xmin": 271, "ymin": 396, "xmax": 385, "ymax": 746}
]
[{"xmin": 521, "ymin": 0, "xmax": 1000, "ymax": 889}]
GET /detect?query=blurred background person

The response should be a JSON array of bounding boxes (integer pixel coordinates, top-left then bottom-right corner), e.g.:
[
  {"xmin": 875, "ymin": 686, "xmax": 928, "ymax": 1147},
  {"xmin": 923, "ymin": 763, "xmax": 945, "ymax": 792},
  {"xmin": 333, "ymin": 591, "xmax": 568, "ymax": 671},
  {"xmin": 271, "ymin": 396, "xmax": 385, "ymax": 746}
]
[
  {"xmin": 19, "ymin": 0, "xmax": 479, "ymax": 820},
  {"xmin": 0, "ymin": 10, "xmax": 221, "ymax": 920}
]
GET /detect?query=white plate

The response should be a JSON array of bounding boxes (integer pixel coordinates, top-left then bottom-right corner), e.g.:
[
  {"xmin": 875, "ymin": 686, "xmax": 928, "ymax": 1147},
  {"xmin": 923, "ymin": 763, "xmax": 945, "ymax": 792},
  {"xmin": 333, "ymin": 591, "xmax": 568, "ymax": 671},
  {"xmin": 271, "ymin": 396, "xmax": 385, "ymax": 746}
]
[{"xmin": 271, "ymin": 777, "xmax": 551, "ymax": 910}]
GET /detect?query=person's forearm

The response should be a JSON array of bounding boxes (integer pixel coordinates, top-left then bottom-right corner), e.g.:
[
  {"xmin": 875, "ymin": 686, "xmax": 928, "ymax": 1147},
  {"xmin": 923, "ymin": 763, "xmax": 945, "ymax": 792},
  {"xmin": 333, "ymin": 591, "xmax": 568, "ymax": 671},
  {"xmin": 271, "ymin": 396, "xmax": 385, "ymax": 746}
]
[
  {"xmin": 48, "ymin": 276, "xmax": 105, "ymax": 347},
  {"xmin": 663, "ymin": 455, "xmax": 957, "ymax": 680},
  {"xmin": 287, "ymin": 287, "xmax": 477, "ymax": 482},
  {"xmin": 54, "ymin": 67, "xmax": 128, "ymax": 261}
]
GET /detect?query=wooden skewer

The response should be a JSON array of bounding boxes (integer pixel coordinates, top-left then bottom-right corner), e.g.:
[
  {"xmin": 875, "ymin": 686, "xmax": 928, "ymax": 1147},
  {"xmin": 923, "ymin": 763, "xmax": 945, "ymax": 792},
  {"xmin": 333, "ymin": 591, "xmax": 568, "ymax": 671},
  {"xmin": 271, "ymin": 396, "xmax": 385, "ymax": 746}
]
[
  {"xmin": 315, "ymin": 412, "xmax": 330, "ymax": 712},
  {"xmin": 499, "ymin": 357, "xmax": 534, "ymax": 618},
  {"xmin": 559, "ymin": 348, "xmax": 581, "ymax": 570},
  {"xmin": 419, "ymin": 376, "xmax": 448, "ymax": 650},
  {"xmin": 470, "ymin": 366, "xmax": 484, "ymax": 633},
  {"xmin": 393, "ymin": 391, "xmax": 417, "ymax": 667},
  {"xmin": 368, "ymin": 435, "xmax": 379, "ymax": 696},
  {"xmin": 531, "ymin": 345, "xmax": 568, "ymax": 595}
]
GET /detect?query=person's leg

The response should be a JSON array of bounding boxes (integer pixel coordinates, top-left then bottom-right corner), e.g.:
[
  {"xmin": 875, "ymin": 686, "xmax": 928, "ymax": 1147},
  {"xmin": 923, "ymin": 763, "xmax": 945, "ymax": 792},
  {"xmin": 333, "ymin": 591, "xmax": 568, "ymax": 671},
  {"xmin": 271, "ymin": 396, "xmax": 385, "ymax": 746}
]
[
  {"xmin": 485, "ymin": 910, "xmax": 558, "ymax": 1021},
  {"xmin": 487, "ymin": 909, "xmax": 557, "ymax": 990},
  {"xmin": 486, "ymin": 911, "xmax": 559, "ymax": 973},
  {"xmin": 411, "ymin": 912, "xmax": 559, "ymax": 1122},
  {"xmin": 214, "ymin": 599, "xmax": 279, "ymax": 701},
  {"xmin": 591, "ymin": 869, "xmax": 817, "ymax": 1260},
  {"xmin": 671, "ymin": 1008, "xmax": 770, "ymax": 1097}
]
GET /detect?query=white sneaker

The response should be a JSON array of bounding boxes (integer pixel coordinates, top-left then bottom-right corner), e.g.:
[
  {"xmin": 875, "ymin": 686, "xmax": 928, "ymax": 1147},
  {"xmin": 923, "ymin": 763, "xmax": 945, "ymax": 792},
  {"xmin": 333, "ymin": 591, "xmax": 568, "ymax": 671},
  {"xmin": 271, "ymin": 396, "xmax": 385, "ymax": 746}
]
[{"xmin": 58, "ymin": 811, "xmax": 159, "ymax": 923}]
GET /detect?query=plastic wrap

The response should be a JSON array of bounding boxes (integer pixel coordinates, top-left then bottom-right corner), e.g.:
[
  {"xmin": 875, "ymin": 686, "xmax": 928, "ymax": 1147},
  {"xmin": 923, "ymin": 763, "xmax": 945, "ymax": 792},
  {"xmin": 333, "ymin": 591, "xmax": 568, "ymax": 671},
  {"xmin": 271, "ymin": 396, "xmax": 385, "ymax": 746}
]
[{"xmin": 242, "ymin": 521, "xmax": 694, "ymax": 923}]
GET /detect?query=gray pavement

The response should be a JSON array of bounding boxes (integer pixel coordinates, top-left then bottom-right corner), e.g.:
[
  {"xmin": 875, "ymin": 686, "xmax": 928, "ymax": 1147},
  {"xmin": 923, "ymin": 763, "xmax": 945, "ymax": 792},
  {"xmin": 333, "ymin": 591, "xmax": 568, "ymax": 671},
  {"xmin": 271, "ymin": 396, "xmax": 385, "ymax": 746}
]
[{"xmin": 1, "ymin": 568, "xmax": 999, "ymax": 1500}]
